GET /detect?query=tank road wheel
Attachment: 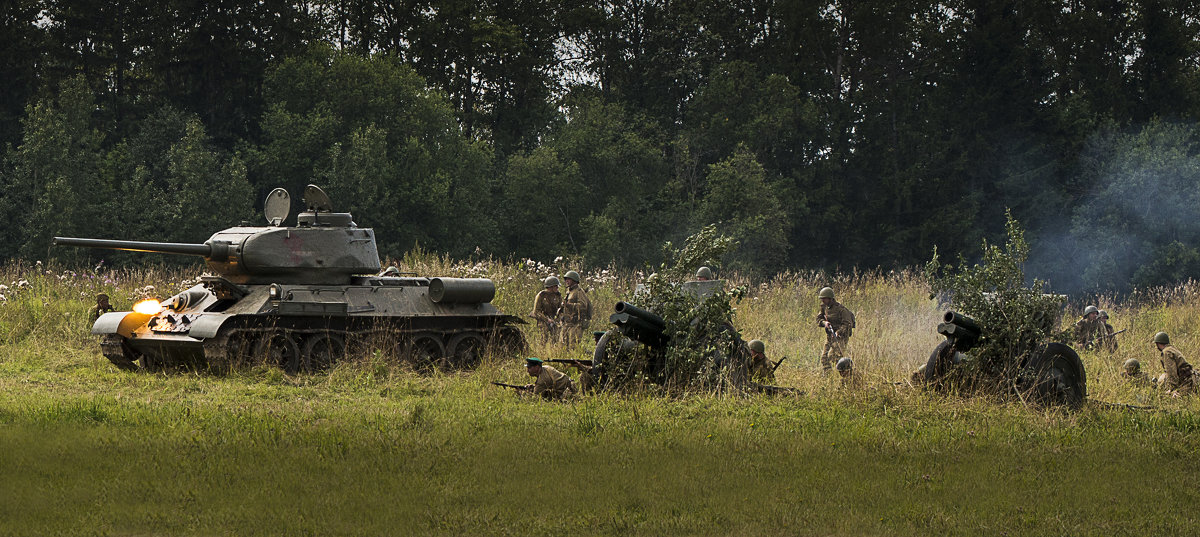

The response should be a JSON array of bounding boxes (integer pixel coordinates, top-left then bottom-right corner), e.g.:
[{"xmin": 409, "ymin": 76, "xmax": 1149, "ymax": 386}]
[
  {"xmin": 255, "ymin": 331, "xmax": 302, "ymax": 373},
  {"xmin": 408, "ymin": 333, "xmax": 447, "ymax": 372},
  {"xmin": 302, "ymin": 334, "xmax": 346, "ymax": 372},
  {"xmin": 1021, "ymin": 343, "xmax": 1087, "ymax": 409},
  {"xmin": 923, "ymin": 340, "xmax": 953, "ymax": 385},
  {"xmin": 447, "ymin": 332, "xmax": 487, "ymax": 370}
]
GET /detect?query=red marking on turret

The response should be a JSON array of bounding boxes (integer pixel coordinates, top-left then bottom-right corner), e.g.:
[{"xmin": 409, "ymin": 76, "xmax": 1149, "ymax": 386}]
[{"xmin": 283, "ymin": 234, "xmax": 304, "ymax": 264}]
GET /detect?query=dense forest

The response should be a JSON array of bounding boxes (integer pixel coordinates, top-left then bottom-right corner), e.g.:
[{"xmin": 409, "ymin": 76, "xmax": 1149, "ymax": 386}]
[{"xmin": 1, "ymin": 0, "xmax": 1199, "ymax": 294}]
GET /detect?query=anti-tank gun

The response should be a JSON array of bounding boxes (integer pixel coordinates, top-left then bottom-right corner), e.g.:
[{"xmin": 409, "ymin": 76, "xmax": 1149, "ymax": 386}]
[
  {"xmin": 55, "ymin": 185, "xmax": 525, "ymax": 373},
  {"xmin": 591, "ymin": 280, "xmax": 791, "ymax": 393},
  {"xmin": 921, "ymin": 310, "xmax": 1087, "ymax": 408}
]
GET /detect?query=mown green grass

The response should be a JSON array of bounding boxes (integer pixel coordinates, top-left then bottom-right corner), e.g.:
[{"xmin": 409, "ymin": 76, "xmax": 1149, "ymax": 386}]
[{"xmin": 1, "ymin": 260, "xmax": 1198, "ymax": 536}]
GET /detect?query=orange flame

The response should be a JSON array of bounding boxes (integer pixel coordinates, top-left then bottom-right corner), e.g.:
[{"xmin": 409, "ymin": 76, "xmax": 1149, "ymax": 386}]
[{"xmin": 133, "ymin": 299, "xmax": 162, "ymax": 315}]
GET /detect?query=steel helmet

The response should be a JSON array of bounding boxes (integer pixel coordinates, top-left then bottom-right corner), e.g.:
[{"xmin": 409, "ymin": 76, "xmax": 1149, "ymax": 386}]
[
  {"xmin": 748, "ymin": 339, "xmax": 765, "ymax": 353},
  {"xmin": 1084, "ymin": 305, "xmax": 1099, "ymax": 316},
  {"xmin": 1099, "ymin": 309, "xmax": 1109, "ymax": 319},
  {"xmin": 696, "ymin": 266, "xmax": 713, "ymax": 280},
  {"xmin": 835, "ymin": 357, "xmax": 853, "ymax": 372},
  {"xmin": 818, "ymin": 287, "xmax": 835, "ymax": 299},
  {"xmin": 543, "ymin": 276, "xmax": 560, "ymax": 288},
  {"xmin": 1123, "ymin": 358, "xmax": 1140, "ymax": 373},
  {"xmin": 563, "ymin": 270, "xmax": 581, "ymax": 283},
  {"xmin": 1153, "ymin": 332, "xmax": 1170, "ymax": 345}
]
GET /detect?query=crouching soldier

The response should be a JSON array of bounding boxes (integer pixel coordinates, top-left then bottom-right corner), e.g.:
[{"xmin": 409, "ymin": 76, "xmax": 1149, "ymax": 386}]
[
  {"xmin": 523, "ymin": 357, "xmax": 576, "ymax": 401},
  {"xmin": 1121, "ymin": 358, "xmax": 1150, "ymax": 387},
  {"xmin": 747, "ymin": 339, "xmax": 775, "ymax": 382},
  {"xmin": 836, "ymin": 357, "xmax": 863, "ymax": 389},
  {"xmin": 1152, "ymin": 332, "xmax": 1194, "ymax": 397}
]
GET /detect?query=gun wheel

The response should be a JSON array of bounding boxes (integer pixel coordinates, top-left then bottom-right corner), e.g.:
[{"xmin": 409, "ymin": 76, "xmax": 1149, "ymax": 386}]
[{"xmin": 1022, "ymin": 343, "xmax": 1087, "ymax": 409}]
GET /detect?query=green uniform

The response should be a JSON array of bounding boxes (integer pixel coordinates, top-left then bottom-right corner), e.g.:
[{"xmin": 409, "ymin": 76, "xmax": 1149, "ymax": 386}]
[
  {"xmin": 530, "ymin": 289, "xmax": 562, "ymax": 343},
  {"xmin": 1156, "ymin": 345, "xmax": 1194, "ymax": 395},
  {"xmin": 1122, "ymin": 370, "xmax": 1151, "ymax": 387},
  {"xmin": 533, "ymin": 365, "xmax": 576, "ymax": 400},
  {"xmin": 88, "ymin": 303, "xmax": 115, "ymax": 322},
  {"xmin": 817, "ymin": 300, "xmax": 855, "ymax": 370},
  {"xmin": 748, "ymin": 354, "xmax": 775, "ymax": 382},
  {"xmin": 561, "ymin": 283, "xmax": 592, "ymax": 346}
]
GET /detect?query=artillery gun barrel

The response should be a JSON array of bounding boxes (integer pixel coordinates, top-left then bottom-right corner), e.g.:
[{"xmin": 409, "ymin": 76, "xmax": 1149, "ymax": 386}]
[
  {"xmin": 613, "ymin": 302, "xmax": 666, "ymax": 329},
  {"xmin": 53, "ymin": 237, "xmax": 221, "ymax": 258}
]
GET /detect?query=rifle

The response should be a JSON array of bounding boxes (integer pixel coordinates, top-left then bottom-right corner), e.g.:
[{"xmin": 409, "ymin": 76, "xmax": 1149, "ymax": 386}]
[
  {"xmin": 543, "ymin": 359, "xmax": 594, "ymax": 367},
  {"xmin": 771, "ymin": 357, "xmax": 787, "ymax": 373},
  {"xmin": 1086, "ymin": 328, "xmax": 1127, "ymax": 349},
  {"xmin": 1099, "ymin": 328, "xmax": 1127, "ymax": 340},
  {"xmin": 491, "ymin": 381, "xmax": 532, "ymax": 391}
]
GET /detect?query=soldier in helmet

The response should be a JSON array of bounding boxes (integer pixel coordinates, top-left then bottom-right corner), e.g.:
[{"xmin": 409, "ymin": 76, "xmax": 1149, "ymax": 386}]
[
  {"xmin": 1075, "ymin": 306, "xmax": 1103, "ymax": 349},
  {"xmin": 560, "ymin": 270, "xmax": 592, "ymax": 346},
  {"xmin": 746, "ymin": 339, "xmax": 775, "ymax": 382},
  {"xmin": 522, "ymin": 357, "xmax": 576, "ymax": 400},
  {"xmin": 1121, "ymin": 358, "xmax": 1150, "ymax": 387},
  {"xmin": 816, "ymin": 287, "xmax": 855, "ymax": 371},
  {"xmin": 530, "ymin": 276, "xmax": 563, "ymax": 344},
  {"xmin": 88, "ymin": 293, "xmax": 116, "ymax": 322},
  {"xmin": 1098, "ymin": 310, "xmax": 1118, "ymax": 352},
  {"xmin": 695, "ymin": 266, "xmax": 713, "ymax": 281},
  {"xmin": 1151, "ymin": 332, "xmax": 1194, "ymax": 396},
  {"xmin": 836, "ymin": 357, "xmax": 863, "ymax": 389}
]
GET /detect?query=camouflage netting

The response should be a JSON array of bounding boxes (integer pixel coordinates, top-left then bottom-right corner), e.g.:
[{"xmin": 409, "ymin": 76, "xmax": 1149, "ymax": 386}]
[
  {"xmin": 923, "ymin": 212, "xmax": 1072, "ymax": 391},
  {"xmin": 592, "ymin": 225, "xmax": 763, "ymax": 395}
]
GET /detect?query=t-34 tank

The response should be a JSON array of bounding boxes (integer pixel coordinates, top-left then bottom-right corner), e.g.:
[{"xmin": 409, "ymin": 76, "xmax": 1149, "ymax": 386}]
[{"xmin": 54, "ymin": 185, "xmax": 526, "ymax": 373}]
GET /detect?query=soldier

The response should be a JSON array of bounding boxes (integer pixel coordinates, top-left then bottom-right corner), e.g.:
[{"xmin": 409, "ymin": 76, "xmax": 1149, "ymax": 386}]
[
  {"xmin": 695, "ymin": 266, "xmax": 713, "ymax": 281},
  {"xmin": 88, "ymin": 293, "xmax": 116, "ymax": 322},
  {"xmin": 1121, "ymin": 358, "xmax": 1150, "ymax": 387},
  {"xmin": 530, "ymin": 276, "xmax": 562, "ymax": 343},
  {"xmin": 560, "ymin": 270, "xmax": 592, "ymax": 346},
  {"xmin": 1098, "ymin": 310, "xmax": 1118, "ymax": 352},
  {"xmin": 1151, "ymin": 332, "xmax": 1194, "ymax": 397},
  {"xmin": 1075, "ymin": 305, "xmax": 1103, "ymax": 349},
  {"xmin": 836, "ymin": 357, "xmax": 863, "ymax": 389},
  {"xmin": 523, "ymin": 357, "xmax": 576, "ymax": 400},
  {"xmin": 746, "ymin": 339, "xmax": 775, "ymax": 382},
  {"xmin": 816, "ymin": 286, "xmax": 855, "ymax": 371}
]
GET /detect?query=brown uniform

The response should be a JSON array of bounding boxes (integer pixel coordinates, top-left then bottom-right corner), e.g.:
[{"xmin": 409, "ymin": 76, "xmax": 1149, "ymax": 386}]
[
  {"xmin": 748, "ymin": 354, "xmax": 775, "ymax": 382},
  {"xmin": 530, "ymin": 289, "xmax": 562, "ymax": 343},
  {"xmin": 1122, "ymin": 370, "xmax": 1151, "ymax": 387},
  {"xmin": 533, "ymin": 365, "xmax": 576, "ymax": 400},
  {"xmin": 817, "ymin": 300, "xmax": 855, "ymax": 369},
  {"xmin": 840, "ymin": 370, "xmax": 865, "ymax": 390},
  {"xmin": 1074, "ymin": 318, "xmax": 1104, "ymax": 348},
  {"xmin": 88, "ymin": 303, "xmax": 116, "ymax": 322},
  {"xmin": 1101, "ymin": 322, "xmax": 1118, "ymax": 352},
  {"xmin": 1157, "ymin": 345, "xmax": 1194, "ymax": 395},
  {"xmin": 561, "ymin": 283, "xmax": 592, "ymax": 346}
]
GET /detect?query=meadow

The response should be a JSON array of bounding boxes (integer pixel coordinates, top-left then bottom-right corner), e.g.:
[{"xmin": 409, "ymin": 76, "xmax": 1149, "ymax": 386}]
[{"xmin": 1, "ymin": 257, "xmax": 1198, "ymax": 536}]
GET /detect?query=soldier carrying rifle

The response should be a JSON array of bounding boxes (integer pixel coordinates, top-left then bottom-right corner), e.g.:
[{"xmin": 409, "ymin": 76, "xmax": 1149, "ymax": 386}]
[{"xmin": 816, "ymin": 287, "xmax": 855, "ymax": 372}]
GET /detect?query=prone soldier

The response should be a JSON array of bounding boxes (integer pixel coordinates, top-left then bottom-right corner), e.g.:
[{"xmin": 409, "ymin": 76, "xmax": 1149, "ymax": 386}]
[
  {"xmin": 836, "ymin": 357, "xmax": 864, "ymax": 389},
  {"xmin": 530, "ymin": 276, "xmax": 563, "ymax": 343},
  {"xmin": 560, "ymin": 271, "xmax": 592, "ymax": 346},
  {"xmin": 816, "ymin": 287, "xmax": 855, "ymax": 372},
  {"xmin": 1151, "ymin": 332, "xmax": 1194, "ymax": 397},
  {"xmin": 1121, "ymin": 358, "xmax": 1151, "ymax": 387}
]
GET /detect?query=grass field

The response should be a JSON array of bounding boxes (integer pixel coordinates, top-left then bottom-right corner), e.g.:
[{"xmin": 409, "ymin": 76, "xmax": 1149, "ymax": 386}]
[{"xmin": 1, "ymin": 259, "xmax": 1198, "ymax": 536}]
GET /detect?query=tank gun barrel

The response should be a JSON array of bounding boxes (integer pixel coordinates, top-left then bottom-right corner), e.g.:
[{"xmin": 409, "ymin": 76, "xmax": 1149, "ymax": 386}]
[{"xmin": 53, "ymin": 237, "xmax": 231, "ymax": 260}]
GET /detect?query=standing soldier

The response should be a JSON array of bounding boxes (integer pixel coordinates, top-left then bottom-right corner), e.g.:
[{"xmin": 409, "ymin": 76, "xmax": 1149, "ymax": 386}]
[
  {"xmin": 560, "ymin": 270, "xmax": 592, "ymax": 346},
  {"xmin": 523, "ymin": 357, "xmax": 576, "ymax": 400},
  {"xmin": 1151, "ymin": 332, "xmax": 1194, "ymax": 396},
  {"xmin": 1098, "ymin": 310, "xmax": 1118, "ymax": 352},
  {"xmin": 816, "ymin": 286, "xmax": 855, "ymax": 372},
  {"xmin": 89, "ymin": 293, "xmax": 116, "ymax": 323},
  {"xmin": 530, "ymin": 276, "xmax": 562, "ymax": 343},
  {"xmin": 1075, "ymin": 305, "xmax": 1103, "ymax": 349},
  {"xmin": 695, "ymin": 266, "xmax": 713, "ymax": 281},
  {"xmin": 746, "ymin": 339, "xmax": 775, "ymax": 382}
]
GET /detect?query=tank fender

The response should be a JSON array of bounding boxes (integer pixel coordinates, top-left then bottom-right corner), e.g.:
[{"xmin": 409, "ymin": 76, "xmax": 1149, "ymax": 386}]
[
  {"xmin": 92, "ymin": 311, "xmax": 154, "ymax": 338},
  {"xmin": 188, "ymin": 314, "xmax": 234, "ymax": 339}
]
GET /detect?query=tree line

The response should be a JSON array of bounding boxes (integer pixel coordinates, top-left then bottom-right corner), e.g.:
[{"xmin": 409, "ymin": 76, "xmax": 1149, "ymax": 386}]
[{"xmin": 2, "ymin": 0, "xmax": 1199, "ymax": 294}]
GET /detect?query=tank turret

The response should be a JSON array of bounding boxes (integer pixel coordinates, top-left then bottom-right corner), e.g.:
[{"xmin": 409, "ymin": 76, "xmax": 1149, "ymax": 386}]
[{"xmin": 54, "ymin": 185, "xmax": 380, "ymax": 285}]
